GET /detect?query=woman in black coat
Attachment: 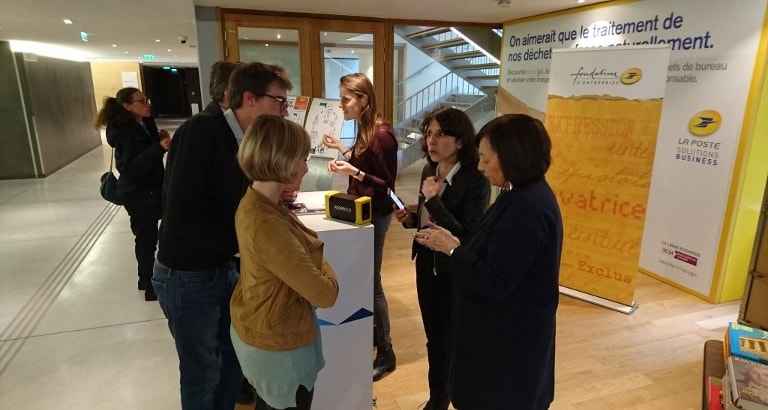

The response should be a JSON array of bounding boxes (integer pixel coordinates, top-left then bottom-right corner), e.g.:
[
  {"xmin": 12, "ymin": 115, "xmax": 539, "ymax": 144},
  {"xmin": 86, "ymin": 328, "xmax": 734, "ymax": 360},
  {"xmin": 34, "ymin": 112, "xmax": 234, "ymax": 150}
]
[
  {"xmin": 415, "ymin": 114, "xmax": 563, "ymax": 410},
  {"xmin": 95, "ymin": 87, "xmax": 170, "ymax": 301},
  {"xmin": 393, "ymin": 107, "xmax": 489, "ymax": 410}
]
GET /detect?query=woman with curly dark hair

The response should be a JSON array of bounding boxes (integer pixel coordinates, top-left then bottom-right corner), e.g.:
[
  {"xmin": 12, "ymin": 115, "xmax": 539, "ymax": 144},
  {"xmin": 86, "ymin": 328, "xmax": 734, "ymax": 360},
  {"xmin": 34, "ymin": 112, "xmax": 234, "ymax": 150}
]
[
  {"xmin": 393, "ymin": 106, "xmax": 489, "ymax": 410},
  {"xmin": 95, "ymin": 87, "xmax": 169, "ymax": 301}
]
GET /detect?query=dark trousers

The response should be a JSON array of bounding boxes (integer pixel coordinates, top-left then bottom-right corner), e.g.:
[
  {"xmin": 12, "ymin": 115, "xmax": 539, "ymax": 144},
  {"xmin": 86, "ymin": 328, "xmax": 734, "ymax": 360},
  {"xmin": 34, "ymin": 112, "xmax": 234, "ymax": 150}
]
[
  {"xmin": 372, "ymin": 213, "xmax": 393, "ymax": 350},
  {"xmin": 415, "ymin": 252, "xmax": 452, "ymax": 404},
  {"xmin": 254, "ymin": 385, "xmax": 314, "ymax": 410},
  {"xmin": 129, "ymin": 213, "xmax": 159, "ymax": 287},
  {"xmin": 152, "ymin": 262, "xmax": 243, "ymax": 410}
]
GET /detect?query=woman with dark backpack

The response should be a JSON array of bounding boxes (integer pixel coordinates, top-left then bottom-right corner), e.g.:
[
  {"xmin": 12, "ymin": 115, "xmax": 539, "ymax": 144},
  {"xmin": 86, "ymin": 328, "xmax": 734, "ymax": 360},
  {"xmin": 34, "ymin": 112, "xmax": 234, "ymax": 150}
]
[{"xmin": 95, "ymin": 87, "xmax": 170, "ymax": 301}]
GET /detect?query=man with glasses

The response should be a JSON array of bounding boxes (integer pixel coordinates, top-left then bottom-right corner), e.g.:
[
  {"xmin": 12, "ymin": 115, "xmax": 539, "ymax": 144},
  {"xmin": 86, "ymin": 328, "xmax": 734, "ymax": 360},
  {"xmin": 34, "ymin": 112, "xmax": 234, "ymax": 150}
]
[{"xmin": 153, "ymin": 62, "xmax": 292, "ymax": 410}]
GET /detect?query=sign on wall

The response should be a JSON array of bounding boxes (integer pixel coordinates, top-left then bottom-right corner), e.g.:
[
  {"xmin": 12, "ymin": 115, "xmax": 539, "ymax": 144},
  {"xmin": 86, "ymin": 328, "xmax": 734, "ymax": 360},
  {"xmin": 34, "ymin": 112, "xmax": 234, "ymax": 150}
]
[
  {"xmin": 501, "ymin": 0, "xmax": 768, "ymax": 298},
  {"xmin": 546, "ymin": 46, "xmax": 670, "ymax": 307}
]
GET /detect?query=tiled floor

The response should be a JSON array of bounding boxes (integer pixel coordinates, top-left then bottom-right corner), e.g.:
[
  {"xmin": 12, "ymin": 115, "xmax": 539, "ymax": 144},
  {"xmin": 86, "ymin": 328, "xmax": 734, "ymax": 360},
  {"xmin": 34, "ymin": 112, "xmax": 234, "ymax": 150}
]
[{"xmin": 0, "ymin": 141, "xmax": 180, "ymax": 409}]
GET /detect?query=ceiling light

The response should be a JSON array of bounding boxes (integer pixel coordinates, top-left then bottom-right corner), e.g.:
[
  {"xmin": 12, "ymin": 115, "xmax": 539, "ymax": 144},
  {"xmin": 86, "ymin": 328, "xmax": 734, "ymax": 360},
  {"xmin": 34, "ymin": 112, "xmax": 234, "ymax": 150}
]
[
  {"xmin": 155, "ymin": 39, "xmax": 160, "ymax": 42},
  {"xmin": 167, "ymin": 49, "xmax": 172, "ymax": 52},
  {"xmin": 577, "ymin": 0, "xmax": 586, "ymax": 3},
  {"xmin": 276, "ymin": 33, "xmax": 281, "ymax": 40},
  {"xmin": 63, "ymin": 19, "xmax": 73, "ymax": 24},
  {"xmin": 265, "ymin": 43, "xmax": 269, "ymax": 47},
  {"xmin": 497, "ymin": 0, "xmax": 511, "ymax": 7},
  {"xmin": 112, "ymin": 44, "xmax": 117, "ymax": 47}
]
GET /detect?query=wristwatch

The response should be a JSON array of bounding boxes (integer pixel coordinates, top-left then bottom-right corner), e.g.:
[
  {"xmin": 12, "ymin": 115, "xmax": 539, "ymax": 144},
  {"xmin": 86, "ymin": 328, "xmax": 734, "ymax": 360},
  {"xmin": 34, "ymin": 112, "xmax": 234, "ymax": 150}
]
[{"xmin": 449, "ymin": 246, "xmax": 459, "ymax": 256}]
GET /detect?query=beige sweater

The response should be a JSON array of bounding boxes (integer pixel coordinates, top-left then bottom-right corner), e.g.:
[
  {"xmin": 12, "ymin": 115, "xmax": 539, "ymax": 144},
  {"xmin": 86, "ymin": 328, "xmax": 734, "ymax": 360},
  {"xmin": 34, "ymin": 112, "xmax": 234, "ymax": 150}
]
[{"xmin": 231, "ymin": 188, "xmax": 339, "ymax": 351}]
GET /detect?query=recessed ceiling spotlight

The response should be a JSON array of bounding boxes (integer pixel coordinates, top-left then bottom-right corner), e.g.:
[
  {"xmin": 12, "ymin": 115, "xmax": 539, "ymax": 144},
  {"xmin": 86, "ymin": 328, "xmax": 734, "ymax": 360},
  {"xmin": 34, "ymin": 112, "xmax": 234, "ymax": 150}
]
[
  {"xmin": 497, "ymin": 0, "xmax": 511, "ymax": 7},
  {"xmin": 63, "ymin": 19, "xmax": 73, "ymax": 25},
  {"xmin": 112, "ymin": 44, "xmax": 117, "ymax": 47},
  {"xmin": 265, "ymin": 43, "xmax": 269, "ymax": 47},
  {"xmin": 124, "ymin": 51, "xmax": 129, "ymax": 54},
  {"xmin": 276, "ymin": 33, "xmax": 281, "ymax": 40},
  {"xmin": 167, "ymin": 49, "xmax": 172, "ymax": 52},
  {"xmin": 577, "ymin": 0, "xmax": 586, "ymax": 3},
  {"xmin": 155, "ymin": 39, "xmax": 160, "ymax": 42}
]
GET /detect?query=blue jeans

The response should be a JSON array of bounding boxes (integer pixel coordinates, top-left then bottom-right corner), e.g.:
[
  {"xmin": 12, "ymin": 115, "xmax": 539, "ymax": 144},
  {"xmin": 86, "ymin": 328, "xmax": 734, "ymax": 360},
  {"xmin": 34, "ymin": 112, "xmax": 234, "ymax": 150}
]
[
  {"xmin": 372, "ymin": 213, "xmax": 393, "ymax": 350},
  {"xmin": 152, "ymin": 261, "xmax": 243, "ymax": 410}
]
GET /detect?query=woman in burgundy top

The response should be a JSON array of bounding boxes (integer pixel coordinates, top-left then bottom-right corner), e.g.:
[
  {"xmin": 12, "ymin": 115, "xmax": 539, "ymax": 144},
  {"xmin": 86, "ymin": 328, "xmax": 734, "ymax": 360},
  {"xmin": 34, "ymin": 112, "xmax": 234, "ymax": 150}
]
[{"xmin": 323, "ymin": 73, "xmax": 399, "ymax": 382}]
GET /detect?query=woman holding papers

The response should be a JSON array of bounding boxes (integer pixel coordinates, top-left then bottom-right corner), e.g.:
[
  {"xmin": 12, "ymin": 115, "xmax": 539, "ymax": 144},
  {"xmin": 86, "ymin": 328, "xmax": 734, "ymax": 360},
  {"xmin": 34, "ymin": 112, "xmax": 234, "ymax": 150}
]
[{"xmin": 322, "ymin": 73, "xmax": 399, "ymax": 381}]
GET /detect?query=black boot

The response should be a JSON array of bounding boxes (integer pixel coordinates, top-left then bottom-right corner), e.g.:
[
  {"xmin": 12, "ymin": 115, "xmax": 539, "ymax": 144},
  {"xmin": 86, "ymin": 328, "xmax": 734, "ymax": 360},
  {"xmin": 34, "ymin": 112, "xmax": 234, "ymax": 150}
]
[
  {"xmin": 237, "ymin": 379, "xmax": 255, "ymax": 405},
  {"xmin": 372, "ymin": 347, "xmax": 396, "ymax": 382},
  {"xmin": 423, "ymin": 398, "xmax": 450, "ymax": 410},
  {"xmin": 144, "ymin": 287, "xmax": 157, "ymax": 301}
]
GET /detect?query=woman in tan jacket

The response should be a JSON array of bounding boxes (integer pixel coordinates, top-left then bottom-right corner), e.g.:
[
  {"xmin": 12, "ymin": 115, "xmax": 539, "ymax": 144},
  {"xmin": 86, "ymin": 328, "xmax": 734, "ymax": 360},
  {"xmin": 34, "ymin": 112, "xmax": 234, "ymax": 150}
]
[{"xmin": 230, "ymin": 115, "xmax": 339, "ymax": 410}]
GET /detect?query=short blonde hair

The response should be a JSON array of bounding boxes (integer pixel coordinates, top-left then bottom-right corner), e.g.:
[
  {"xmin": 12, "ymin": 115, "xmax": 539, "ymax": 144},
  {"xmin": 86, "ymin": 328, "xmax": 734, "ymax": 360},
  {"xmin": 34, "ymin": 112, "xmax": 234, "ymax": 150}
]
[{"xmin": 237, "ymin": 115, "xmax": 310, "ymax": 183}]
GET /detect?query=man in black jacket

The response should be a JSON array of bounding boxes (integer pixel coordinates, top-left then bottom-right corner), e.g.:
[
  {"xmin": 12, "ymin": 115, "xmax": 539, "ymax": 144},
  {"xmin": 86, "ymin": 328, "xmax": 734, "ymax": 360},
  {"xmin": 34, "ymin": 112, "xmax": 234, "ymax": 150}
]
[
  {"xmin": 153, "ymin": 62, "xmax": 292, "ymax": 410},
  {"xmin": 204, "ymin": 59, "xmax": 255, "ymax": 406}
]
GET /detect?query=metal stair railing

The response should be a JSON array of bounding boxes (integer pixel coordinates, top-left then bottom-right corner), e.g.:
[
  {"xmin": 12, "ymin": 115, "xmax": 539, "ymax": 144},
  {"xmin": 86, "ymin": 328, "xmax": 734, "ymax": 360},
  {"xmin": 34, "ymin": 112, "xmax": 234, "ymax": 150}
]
[{"xmin": 394, "ymin": 71, "xmax": 482, "ymax": 130}]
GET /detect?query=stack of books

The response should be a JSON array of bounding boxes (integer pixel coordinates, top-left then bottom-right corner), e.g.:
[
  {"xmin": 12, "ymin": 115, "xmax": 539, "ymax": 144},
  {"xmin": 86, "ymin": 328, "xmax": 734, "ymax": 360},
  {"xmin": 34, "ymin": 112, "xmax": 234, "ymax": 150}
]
[{"xmin": 716, "ymin": 322, "xmax": 768, "ymax": 410}]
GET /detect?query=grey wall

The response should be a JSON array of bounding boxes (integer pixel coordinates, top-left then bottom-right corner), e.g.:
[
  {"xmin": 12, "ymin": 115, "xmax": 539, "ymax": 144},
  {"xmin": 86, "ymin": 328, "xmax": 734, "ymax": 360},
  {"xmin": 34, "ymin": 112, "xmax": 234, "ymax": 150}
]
[
  {"xmin": 0, "ymin": 42, "xmax": 36, "ymax": 179},
  {"xmin": 195, "ymin": 5, "xmax": 222, "ymax": 108},
  {"xmin": 21, "ymin": 55, "xmax": 101, "ymax": 176},
  {"xmin": 0, "ymin": 40, "xmax": 101, "ymax": 179}
]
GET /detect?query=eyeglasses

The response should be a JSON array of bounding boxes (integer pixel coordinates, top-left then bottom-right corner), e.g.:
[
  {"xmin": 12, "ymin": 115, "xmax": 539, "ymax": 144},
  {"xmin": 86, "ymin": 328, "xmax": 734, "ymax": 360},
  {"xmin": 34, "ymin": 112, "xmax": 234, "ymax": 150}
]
[
  {"xmin": 260, "ymin": 94, "xmax": 289, "ymax": 111},
  {"xmin": 132, "ymin": 98, "xmax": 150, "ymax": 105}
]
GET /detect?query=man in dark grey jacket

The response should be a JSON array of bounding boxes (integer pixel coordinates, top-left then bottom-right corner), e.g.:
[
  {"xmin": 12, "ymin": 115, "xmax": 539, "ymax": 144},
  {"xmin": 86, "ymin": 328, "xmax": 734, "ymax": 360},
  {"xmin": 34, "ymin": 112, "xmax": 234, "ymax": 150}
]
[{"xmin": 204, "ymin": 60, "xmax": 243, "ymax": 115}]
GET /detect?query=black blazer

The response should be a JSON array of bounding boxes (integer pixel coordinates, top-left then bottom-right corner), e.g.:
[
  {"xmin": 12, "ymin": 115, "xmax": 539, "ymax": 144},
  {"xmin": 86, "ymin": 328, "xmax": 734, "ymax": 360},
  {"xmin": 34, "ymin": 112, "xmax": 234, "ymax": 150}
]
[
  {"xmin": 448, "ymin": 179, "xmax": 563, "ymax": 410},
  {"xmin": 402, "ymin": 162, "xmax": 489, "ymax": 275},
  {"xmin": 157, "ymin": 111, "xmax": 249, "ymax": 270}
]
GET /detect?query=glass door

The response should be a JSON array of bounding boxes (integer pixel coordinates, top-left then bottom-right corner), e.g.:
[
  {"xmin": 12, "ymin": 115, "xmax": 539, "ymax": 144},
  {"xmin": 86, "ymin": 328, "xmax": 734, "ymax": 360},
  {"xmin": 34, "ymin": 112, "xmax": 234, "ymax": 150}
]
[
  {"xmin": 237, "ymin": 27, "xmax": 302, "ymax": 95},
  {"xmin": 318, "ymin": 30, "xmax": 372, "ymax": 143},
  {"xmin": 222, "ymin": 14, "xmax": 313, "ymax": 96},
  {"xmin": 221, "ymin": 13, "xmax": 387, "ymax": 114},
  {"xmin": 312, "ymin": 20, "xmax": 386, "ymax": 104}
]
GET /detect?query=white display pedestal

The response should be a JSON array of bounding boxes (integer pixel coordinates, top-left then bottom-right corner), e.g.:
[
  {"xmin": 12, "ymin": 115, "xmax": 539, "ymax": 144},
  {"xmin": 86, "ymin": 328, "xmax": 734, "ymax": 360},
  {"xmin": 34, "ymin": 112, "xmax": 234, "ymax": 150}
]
[{"xmin": 296, "ymin": 191, "xmax": 373, "ymax": 410}]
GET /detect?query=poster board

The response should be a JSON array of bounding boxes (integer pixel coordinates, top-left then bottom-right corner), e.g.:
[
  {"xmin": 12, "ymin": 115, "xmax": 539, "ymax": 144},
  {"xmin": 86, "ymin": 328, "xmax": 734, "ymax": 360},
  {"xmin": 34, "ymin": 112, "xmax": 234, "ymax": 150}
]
[
  {"xmin": 287, "ymin": 96, "xmax": 310, "ymax": 127},
  {"xmin": 500, "ymin": 0, "xmax": 768, "ymax": 301},
  {"xmin": 305, "ymin": 98, "xmax": 343, "ymax": 158},
  {"xmin": 545, "ymin": 46, "xmax": 670, "ymax": 310}
]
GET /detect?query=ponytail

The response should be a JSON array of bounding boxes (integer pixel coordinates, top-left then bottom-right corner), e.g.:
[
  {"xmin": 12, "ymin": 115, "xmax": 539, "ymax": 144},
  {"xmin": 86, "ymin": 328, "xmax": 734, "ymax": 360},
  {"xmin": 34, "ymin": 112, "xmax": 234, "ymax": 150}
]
[{"xmin": 94, "ymin": 87, "xmax": 139, "ymax": 129}]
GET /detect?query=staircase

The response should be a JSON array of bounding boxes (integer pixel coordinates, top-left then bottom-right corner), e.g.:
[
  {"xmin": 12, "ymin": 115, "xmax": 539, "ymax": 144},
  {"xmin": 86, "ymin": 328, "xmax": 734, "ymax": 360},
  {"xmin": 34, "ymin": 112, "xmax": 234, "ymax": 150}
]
[
  {"xmin": 396, "ymin": 26, "xmax": 501, "ymax": 98},
  {"xmin": 393, "ymin": 25, "xmax": 502, "ymax": 171}
]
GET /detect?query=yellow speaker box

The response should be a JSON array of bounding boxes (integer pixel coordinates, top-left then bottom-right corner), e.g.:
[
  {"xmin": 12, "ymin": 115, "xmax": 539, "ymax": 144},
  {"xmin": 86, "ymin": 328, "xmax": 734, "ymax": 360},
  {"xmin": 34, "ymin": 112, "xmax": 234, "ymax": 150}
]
[{"xmin": 324, "ymin": 191, "xmax": 371, "ymax": 225}]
